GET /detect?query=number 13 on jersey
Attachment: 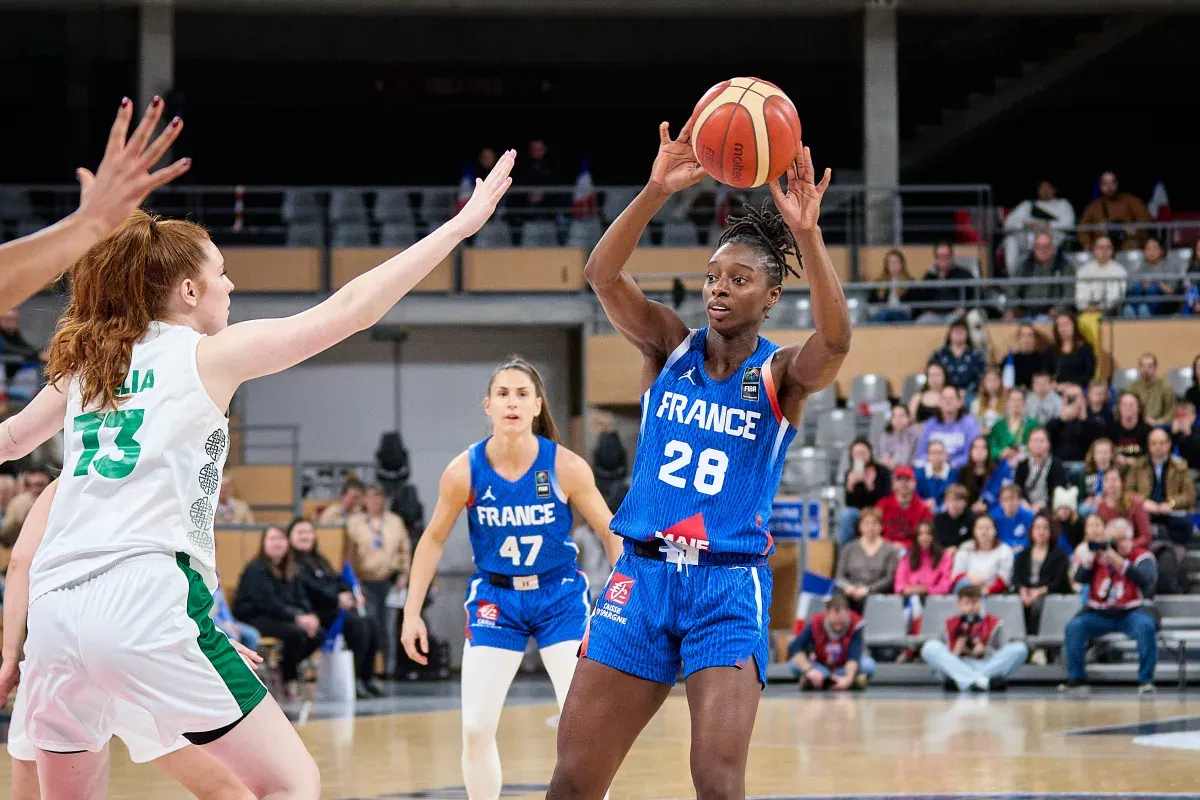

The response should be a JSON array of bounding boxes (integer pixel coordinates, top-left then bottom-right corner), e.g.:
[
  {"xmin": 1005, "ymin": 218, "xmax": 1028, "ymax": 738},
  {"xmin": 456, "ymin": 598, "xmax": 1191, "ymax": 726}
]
[
  {"xmin": 657, "ymin": 439, "xmax": 728, "ymax": 496},
  {"xmin": 73, "ymin": 410, "xmax": 145, "ymax": 479}
]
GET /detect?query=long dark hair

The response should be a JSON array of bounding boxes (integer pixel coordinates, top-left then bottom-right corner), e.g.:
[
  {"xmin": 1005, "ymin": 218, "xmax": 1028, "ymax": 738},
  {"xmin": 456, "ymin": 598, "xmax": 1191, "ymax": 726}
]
[
  {"xmin": 287, "ymin": 516, "xmax": 333, "ymax": 574},
  {"xmin": 488, "ymin": 356, "xmax": 560, "ymax": 443},
  {"xmin": 909, "ymin": 520, "xmax": 945, "ymax": 571},
  {"xmin": 959, "ymin": 435, "xmax": 995, "ymax": 502},
  {"xmin": 1053, "ymin": 310, "xmax": 1082, "ymax": 353},
  {"xmin": 256, "ymin": 525, "xmax": 294, "ymax": 581}
]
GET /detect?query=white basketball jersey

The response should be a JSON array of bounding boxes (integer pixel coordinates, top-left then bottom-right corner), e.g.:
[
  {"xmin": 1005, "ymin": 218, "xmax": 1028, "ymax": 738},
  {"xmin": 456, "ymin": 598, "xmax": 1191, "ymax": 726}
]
[{"xmin": 30, "ymin": 322, "xmax": 229, "ymax": 602}]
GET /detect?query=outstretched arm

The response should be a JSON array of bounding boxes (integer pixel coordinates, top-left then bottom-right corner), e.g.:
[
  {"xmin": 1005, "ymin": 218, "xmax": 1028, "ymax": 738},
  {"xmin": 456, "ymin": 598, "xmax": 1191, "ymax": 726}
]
[
  {"xmin": 0, "ymin": 99, "xmax": 190, "ymax": 315},
  {"xmin": 198, "ymin": 152, "xmax": 516, "ymax": 410},
  {"xmin": 555, "ymin": 447, "xmax": 622, "ymax": 565},
  {"xmin": 767, "ymin": 147, "xmax": 852, "ymax": 427},
  {"xmin": 400, "ymin": 453, "xmax": 470, "ymax": 664},
  {"xmin": 0, "ymin": 479, "xmax": 58, "ymax": 697},
  {"xmin": 585, "ymin": 121, "xmax": 701, "ymax": 386},
  {"xmin": 0, "ymin": 383, "xmax": 68, "ymax": 466}
]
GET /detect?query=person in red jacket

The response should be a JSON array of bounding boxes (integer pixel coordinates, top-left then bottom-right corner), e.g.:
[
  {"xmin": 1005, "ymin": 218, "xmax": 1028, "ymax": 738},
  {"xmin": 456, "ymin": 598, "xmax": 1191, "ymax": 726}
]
[
  {"xmin": 876, "ymin": 465, "xmax": 934, "ymax": 547},
  {"xmin": 919, "ymin": 584, "xmax": 1028, "ymax": 692},
  {"xmin": 787, "ymin": 593, "xmax": 875, "ymax": 691},
  {"xmin": 1061, "ymin": 517, "xmax": 1159, "ymax": 695}
]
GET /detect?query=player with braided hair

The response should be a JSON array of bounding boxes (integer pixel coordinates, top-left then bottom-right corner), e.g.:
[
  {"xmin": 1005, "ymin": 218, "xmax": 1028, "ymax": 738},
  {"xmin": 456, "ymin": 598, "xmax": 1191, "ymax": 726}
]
[{"xmin": 546, "ymin": 118, "xmax": 851, "ymax": 799}]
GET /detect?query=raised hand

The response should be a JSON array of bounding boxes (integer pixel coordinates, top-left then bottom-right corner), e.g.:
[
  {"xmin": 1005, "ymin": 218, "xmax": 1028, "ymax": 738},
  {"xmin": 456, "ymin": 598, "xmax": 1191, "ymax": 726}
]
[
  {"xmin": 648, "ymin": 120, "xmax": 707, "ymax": 196},
  {"xmin": 451, "ymin": 149, "xmax": 516, "ymax": 238},
  {"xmin": 75, "ymin": 97, "xmax": 192, "ymax": 236},
  {"xmin": 768, "ymin": 144, "xmax": 832, "ymax": 233}
]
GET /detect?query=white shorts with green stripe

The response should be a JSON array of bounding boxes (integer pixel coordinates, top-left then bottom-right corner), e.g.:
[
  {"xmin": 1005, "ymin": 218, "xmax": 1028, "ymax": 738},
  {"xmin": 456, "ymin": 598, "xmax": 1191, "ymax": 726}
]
[{"xmin": 21, "ymin": 552, "xmax": 267, "ymax": 754}]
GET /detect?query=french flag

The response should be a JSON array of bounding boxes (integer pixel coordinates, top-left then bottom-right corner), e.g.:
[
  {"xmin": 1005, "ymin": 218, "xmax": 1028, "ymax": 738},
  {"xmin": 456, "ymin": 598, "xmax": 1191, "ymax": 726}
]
[
  {"xmin": 571, "ymin": 160, "xmax": 597, "ymax": 220},
  {"xmin": 792, "ymin": 571, "xmax": 835, "ymax": 635},
  {"xmin": 455, "ymin": 165, "xmax": 474, "ymax": 213},
  {"xmin": 1149, "ymin": 178, "xmax": 1171, "ymax": 221}
]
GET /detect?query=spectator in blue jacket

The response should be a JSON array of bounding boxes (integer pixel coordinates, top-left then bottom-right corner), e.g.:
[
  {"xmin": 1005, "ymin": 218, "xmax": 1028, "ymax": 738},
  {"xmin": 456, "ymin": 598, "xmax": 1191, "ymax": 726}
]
[
  {"xmin": 990, "ymin": 484, "xmax": 1036, "ymax": 551},
  {"xmin": 916, "ymin": 440, "xmax": 958, "ymax": 513},
  {"xmin": 930, "ymin": 320, "xmax": 988, "ymax": 394}
]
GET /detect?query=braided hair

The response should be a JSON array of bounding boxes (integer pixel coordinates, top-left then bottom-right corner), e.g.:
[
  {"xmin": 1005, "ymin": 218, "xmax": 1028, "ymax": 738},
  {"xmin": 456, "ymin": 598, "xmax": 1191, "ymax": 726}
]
[{"xmin": 716, "ymin": 200, "xmax": 802, "ymax": 285}]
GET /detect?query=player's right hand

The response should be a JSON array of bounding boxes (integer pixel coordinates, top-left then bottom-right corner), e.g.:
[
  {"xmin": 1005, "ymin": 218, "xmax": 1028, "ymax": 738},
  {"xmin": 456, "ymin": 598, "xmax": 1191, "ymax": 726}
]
[
  {"xmin": 401, "ymin": 615, "xmax": 429, "ymax": 666},
  {"xmin": 648, "ymin": 119, "xmax": 706, "ymax": 196},
  {"xmin": 0, "ymin": 657, "xmax": 19, "ymax": 699},
  {"xmin": 75, "ymin": 97, "xmax": 191, "ymax": 236},
  {"xmin": 450, "ymin": 149, "xmax": 515, "ymax": 239}
]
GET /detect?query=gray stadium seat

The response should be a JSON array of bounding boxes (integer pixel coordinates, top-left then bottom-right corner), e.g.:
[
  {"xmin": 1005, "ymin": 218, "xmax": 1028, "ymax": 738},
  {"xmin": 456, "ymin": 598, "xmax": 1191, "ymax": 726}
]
[
  {"xmin": 282, "ymin": 189, "xmax": 322, "ymax": 223},
  {"xmin": 373, "ymin": 189, "xmax": 416, "ymax": 225},
  {"xmin": 1157, "ymin": 595, "xmax": 1200, "ymax": 620},
  {"xmin": 867, "ymin": 412, "xmax": 890, "ymax": 448},
  {"xmin": 661, "ymin": 221, "xmax": 700, "ymax": 247},
  {"xmin": 419, "ymin": 188, "xmax": 455, "ymax": 226},
  {"xmin": 1026, "ymin": 593, "xmax": 1083, "ymax": 648},
  {"xmin": 805, "ymin": 383, "xmax": 838, "ymax": 415},
  {"xmin": 379, "ymin": 222, "xmax": 418, "ymax": 248},
  {"xmin": 566, "ymin": 218, "xmax": 604, "ymax": 250},
  {"xmin": 779, "ymin": 447, "xmax": 832, "ymax": 494},
  {"xmin": 328, "ymin": 190, "xmax": 368, "ymax": 223},
  {"xmin": 802, "ymin": 597, "xmax": 827, "ymax": 620},
  {"xmin": 917, "ymin": 595, "xmax": 960, "ymax": 645},
  {"xmin": 901, "ymin": 373, "xmax": 926, "ymax": 405},
  {"xmin": 521, "ymin": 220, "xmax": 559, "ymax": 247},
  {"xmin": 473, "ymin": 220, "xmax": 513, "ymax": 249},
  {"xmin": 1168, "ymin": 367, "xmax": 1193, "ymax": 400},
  {"xmin": 792, "ymin": 296, "xmax": 813, "ymax": 328},
  {"xmin": 816, "ymin": 408, "xmax": 856, "ymax": 451},
  {"xmin": 332, "ymin": 222, "xmax": 371, "ymax": 248},
  {"xmin": 286, "ymin": 222, "xmax": 325, "ymax": 247},
  {"xmin": 1116, "ymin": 250, "xmax": 1143, "ymax": 272},
  {"xmin": 602, "ymin": 187, "xmax": 638, "ymax": 222},
  {"xmin": 863, "ymin": 595, "xmax": 908, "ymax": 648},
  {"xmin": 1111, "ymin": 367, "xmax": 1138, "ymax": 394},
  {"xmin": 846, "ymin": 295, "xmax": 867, "ymax": 326},
  {"xmin": 984, "ymin": 595, "xmax": 1027, "ymax": 641},
  {"xmin": 849, "ymin": 374, "xmax": 889, "ymax": 411}
]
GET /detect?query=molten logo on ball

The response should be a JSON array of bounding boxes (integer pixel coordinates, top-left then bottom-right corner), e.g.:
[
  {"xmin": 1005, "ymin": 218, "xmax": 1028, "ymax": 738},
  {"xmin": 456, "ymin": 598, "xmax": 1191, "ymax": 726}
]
[{"xmin": 731, "ymin": 143, "xmax": 745, "ymax": 184}]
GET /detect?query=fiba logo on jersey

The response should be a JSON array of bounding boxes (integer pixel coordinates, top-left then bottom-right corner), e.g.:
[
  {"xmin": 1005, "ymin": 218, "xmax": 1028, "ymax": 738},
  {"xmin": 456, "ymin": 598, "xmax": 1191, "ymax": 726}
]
[
  {"xmin": 605, "ymin": 574, "xmax": 634, "ymax": 606},
  {"xmin": 741, "ymin": 367, "xmax": 760, "ymax": 402},
  {"xmin": 535, "ymin": 469, "xmax": 551, "ymax": 499},
  {"xmin": 476, "ymin": 601, "xmax": 500, "ymax": 625}
]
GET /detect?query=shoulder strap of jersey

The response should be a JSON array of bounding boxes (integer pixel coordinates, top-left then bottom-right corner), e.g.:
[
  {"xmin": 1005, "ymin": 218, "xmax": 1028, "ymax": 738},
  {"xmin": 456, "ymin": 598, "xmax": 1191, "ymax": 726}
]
[
  {"xmin": 537, "ymin": 436, "xmax": 569, "ymax": 503},
  {"xmin": 654, "ymin": 328, "xmax": 698, "ymax": 382},
  {"xmin": 466, "ymin": 439, "xmax": 488, "ymax": 506}
]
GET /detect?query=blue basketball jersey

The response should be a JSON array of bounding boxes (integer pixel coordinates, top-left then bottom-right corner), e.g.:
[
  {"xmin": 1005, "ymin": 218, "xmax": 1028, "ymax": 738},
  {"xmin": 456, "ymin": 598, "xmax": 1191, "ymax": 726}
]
[
  {"xmin": 466, "ymin": 435, "xmax": 578, "ymax": 576},
  {"xmin": 610, "ymin": 328, "xmax": 796, "ymax": 557}
]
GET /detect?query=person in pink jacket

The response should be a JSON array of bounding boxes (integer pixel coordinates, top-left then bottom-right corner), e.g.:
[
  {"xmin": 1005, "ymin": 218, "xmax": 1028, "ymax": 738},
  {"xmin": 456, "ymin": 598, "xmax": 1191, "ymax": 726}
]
[{"xmin": 894, "ymin": 521, "xmax": 954, "ymax": 632}]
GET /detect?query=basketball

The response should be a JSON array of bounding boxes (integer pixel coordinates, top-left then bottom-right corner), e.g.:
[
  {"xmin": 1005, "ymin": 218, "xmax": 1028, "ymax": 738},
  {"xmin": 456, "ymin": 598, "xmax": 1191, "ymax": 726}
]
[{"xmin": 690, "ymin": 77, "xmax": 801, "ymax": 189}]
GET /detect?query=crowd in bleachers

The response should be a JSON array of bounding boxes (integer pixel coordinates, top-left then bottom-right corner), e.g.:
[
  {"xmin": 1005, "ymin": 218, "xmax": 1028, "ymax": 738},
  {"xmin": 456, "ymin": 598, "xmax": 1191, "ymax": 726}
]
[{"xmin": 785, "ymin": 316, "xmax": 1200, "ymax": 693}]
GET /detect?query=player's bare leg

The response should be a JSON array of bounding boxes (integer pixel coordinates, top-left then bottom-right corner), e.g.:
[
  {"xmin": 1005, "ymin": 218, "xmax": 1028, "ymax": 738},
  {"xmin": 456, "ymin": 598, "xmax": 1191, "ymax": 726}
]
[{"xmin": 685, "ymin": 661, "xmax": 762, "ymax": 800}]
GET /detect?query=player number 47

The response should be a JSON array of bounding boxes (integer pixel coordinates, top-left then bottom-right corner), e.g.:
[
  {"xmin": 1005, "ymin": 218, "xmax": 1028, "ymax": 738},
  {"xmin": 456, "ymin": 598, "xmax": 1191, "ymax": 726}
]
[{"xmin": 499, "ymin": 535, "xmax": 543, "ymax": 567}]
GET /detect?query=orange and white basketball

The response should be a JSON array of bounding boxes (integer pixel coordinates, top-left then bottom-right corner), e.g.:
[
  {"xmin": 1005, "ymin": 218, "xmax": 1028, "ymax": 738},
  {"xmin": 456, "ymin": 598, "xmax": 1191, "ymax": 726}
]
[{"xmin": 690, "ymin": 77, "xmax": 801, "ymax": 189}]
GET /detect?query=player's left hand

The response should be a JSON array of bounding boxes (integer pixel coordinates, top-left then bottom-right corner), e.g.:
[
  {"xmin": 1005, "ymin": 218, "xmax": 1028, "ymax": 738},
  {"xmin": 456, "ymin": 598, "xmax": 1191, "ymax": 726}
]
[
  {"xmin": 768, "ymin": 144, "xmax": 831, "ymax": 233},
  {"xmin": 230, "ymin": 640, "xmax": 264, "ymax": 670}
]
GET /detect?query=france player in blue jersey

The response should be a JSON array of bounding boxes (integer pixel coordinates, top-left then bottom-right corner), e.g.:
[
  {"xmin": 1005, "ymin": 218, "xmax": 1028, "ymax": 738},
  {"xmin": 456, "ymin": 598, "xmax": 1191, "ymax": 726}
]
[
  {"xmin": 401, "ymin": 358, "xmax": 620, "ymax": 800},
  {"xmin": 547, "ymin": 122, "xmax": 851, "ymax": 800}
]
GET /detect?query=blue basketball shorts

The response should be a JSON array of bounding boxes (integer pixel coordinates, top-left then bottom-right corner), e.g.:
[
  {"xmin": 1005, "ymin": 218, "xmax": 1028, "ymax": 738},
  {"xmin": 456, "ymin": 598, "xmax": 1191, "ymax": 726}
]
[
  {"xmin": 463, "ymin": 564, "xmax": 593, "ymax": 652},
  {"xmin": 581, "ymin": 551, "xmax": 772, "ymax": 688}
]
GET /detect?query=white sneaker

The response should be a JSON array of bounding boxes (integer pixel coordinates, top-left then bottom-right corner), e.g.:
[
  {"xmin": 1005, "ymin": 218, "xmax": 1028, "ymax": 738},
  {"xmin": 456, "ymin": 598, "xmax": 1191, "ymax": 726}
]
[
  {"xmin": 973, "ymin": 675, "xmax": 990, "ymax": 691},
  {"xmin": 1030, "ymin": 648, "xmax": 1048, "ymax": 666},
  {"xmin": 1138, "ymin": 683, "xmax": 1157, "ymax": 697}
]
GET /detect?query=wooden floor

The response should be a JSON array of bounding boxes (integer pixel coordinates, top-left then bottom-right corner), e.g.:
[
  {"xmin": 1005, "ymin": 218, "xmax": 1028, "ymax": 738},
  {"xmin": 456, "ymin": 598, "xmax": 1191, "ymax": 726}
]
[{"xmin": 5, "ymin": 686, "xmax": 1200, "ymax": 799}]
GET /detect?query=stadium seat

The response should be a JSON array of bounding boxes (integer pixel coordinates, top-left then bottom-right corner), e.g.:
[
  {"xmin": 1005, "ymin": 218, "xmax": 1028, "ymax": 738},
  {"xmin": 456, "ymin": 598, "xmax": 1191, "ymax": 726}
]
[
  {"xmin": 901, "ymin": 373, "xmax": 926, "ymax": 405},
  {"xmin": 374, "ymin": 189, "xmax": 416, "ymax": 225},
  {"xmin": 418, "ymin": 188, "xmax": 455, "ymax": 227},
  {"xmin": 779, "ymin": 447, "xmax": 832, "ymax": 494},
  {"xmin": 863, "ymin": 595, "xmax": 908, "ymax": 648},
  {"xmin": 984, "ymin": 595, "xmax": 1027, "ymax": 641},
  {"xmin": 379, "ymin": 222, "xmax": 418, "ymax": 248},
  {"xmin": 1168, "ymin": 366, "xmax": 1193, "ymax": 399},
  {"xmin": 1111, "ymin": 367, "xmax": 1138, "ymax": 394},
  {"xmin": 1025, "ymin": 593, "xmax": 1083, "ymax": 649},
  {"xmin": 328, "ymin": 190, "xmax": 368, "ymax": 223},
  {"xmin": 286, "ymin": 222, "xmax": 325, "ymax": 247},
  {"xmin": 849, "ymin": 374, "xmax": 889, "ymax": 411},
  {"xmin": 916, "ymin": 595, "xmax": 960, "ymax": 645},
  {"xmin": 845, "ymin": 295, "xmax": 867, "ymax": 326},
  {"xmin": 521, "ymin": 220, "xmax": 559, "ymax": 247},
  {"xmin": 1116, "ymin": 250, "xmax": 1143, "ymax": 272},
  {"xmin": 791, "ymin": 296, "xmax": 813, "ymax": 329},
  {"xmin": 805, "ymin": 382, "xmax": 837, "ymax": 415},
  {"xmin": 474, "ymin": 220, "xmax": 513, "ymax": 248},
  {"xmin": 602, "ymin": 187, "xmax": 638, "ymax": 223},
  {"xmin": 867, "ymin": 411, "xmax": 890, "ymax": 447},
  {"xmin": 566, "ymin": 218, "xmax": 604, "ymax": 250},
  {"xmin": 282, "ymin": 189, "xmax": 322, "ymax": 223},
  {"xmin": 816, "ymin": 408, "xmax": 856, "ymax": 451},
  {"xmin": 660, "ymin": 221, "xmax": 700, "ymax": 247},
  {"xmin": 332, "ymin": 222, "xmax": 371, "ymax": 247}
]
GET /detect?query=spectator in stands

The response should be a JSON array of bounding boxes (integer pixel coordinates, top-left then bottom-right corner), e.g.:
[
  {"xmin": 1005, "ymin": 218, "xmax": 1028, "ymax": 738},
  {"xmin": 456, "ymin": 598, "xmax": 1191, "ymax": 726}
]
[
  {"xmin": 991, "ymin": 483, "xmax": 1036, "ymax": 549},
  {"xmin": 970, "ymin": 368, "xmax": 1005, "ymax": 435},
  {"xmin": 1097, "ymin": 468, "xmax": 1152, "ymax": 549},
  {"xmin": 1002, "ymin": 180, "xmax": 1076, "ymax": 274},
  {"xmin": 590, "ymin": 410, "xmax": 629, "ymax": 512},
  {"xmin": 0, "ymin": 466, "xmax": 50, "ymax": 546},
  {"xmin": 934, "ymin": 484, "xmax": 976, "ymax": 549},
  {"xmin": 1046, "ymin": 312, "xmax": 1097, "ymax": 390},
  {"xmin": 289, "ymin": 517, "xmax": 381, "ymax": 699},
  {"xmin": 215, "ymin": 472, "xmax": 255, "ymax": 525},
  {"xmin": 1086, "ymin": 379, "xmax": 1116, "ymax": 431},
  {"xmin": 1077, "ymin": 171, "xmax": 1152, "ymax": 252},
  {"xmin": 0, "ymin": 474, "xmax": 15, "ymax": 521},
  {"xmin": 836, "ymin": 507, "xmax": 900, "ymax": 612},
  {"xmin": 1075, "ymin": 236, "xmax": 1128, "ymax": 315},
  {"xmin": 1171, "ymin": 401, "xmax": 1200, "ymax": 469},
  {"xmin": 475, "ymin": 147, "xmax": 498, "ymax": 179},
  {"xmin": 1185, "ymin": 355, "xmax": 1200, "ymax": 410},
  {"xmin": 1110, "ymin": 392, "xmax": 1151, "ymax": 465},
  {"xmin": 0, "ymin": 308, "xmax": 46, "ymax": 381},
  {"xmin": 1061, "ymin": 517, "xmax": 1158, "ymax": 695},
  {"xmin": 1126, "ymin": 238, "xmax": 1180, "ymax": 317},
  {"xmin": 908, "ymin": 362, "xmax": 948, "ymax": 424},
  {"xmin": 895, "ymin": 520, "xmax": 953, "ymax": 599},
  {"xmin": 1010, "ymin": 232, "xmax": 1074, "ymax": 320},
  {"xmin": 929, "ymin": 320, "xmax": 987, "ymax": 394},
  {"xmin": 916, "ymin": 387, "xmax": 980, "ymax": 469},
  {"xmin": 916, "ymin": 440, "xmax": 956, "ymax": 513},
  {"xmin": 839, "ymin": 438, "xmax": 892, "ymax": 546},
  {"xmin": 1047, "ymin": 382, "xmax": 1098, "ymax": 464},
  {"xmin": 875, "ymin": 404, "xmax": 920, "ymax": 469},
  {"xmin": 1053, "ymin": 494, "xmax": 1085, "ymax": 551},
  {"xmin": 346, "ymin": 483, "xmax": 411, "ymax": 678},
  {"xmin": 878, "ymin": 465, "xmax": 933, "ymax": 547},
  {"xmin": 913, "ymin": 242, "xmax": 976, "ymax": 322},
  {"xmin": 952, "ymin": 514, "xmax": 1014, "ymax": 594},
  {"xmin": 319, "ymin": 476, "xmax": 366, "ymax": 525},
  {"xmin": 1080, "ymin": 438, "xmax": 1115, "ymax": 514},
  {"xmin": 1002, "ymin": 324, "xmax": 1046, "ymax": 391},
  {"xmin": 1013, "ymin": 512, "xmax": 1071, "ymax": 639},
  {"xmin": 1070, "ymin": 513, "xmax": 1109, "ymax": 587},
  {"xmin": 233, "ymin": 525, "xmax": 323, "ymax": 699},
  {"xmin": 870, "ymin": 248, "xmax": 916, "ymax": 323},
  {"xmin": 788, "ymin": 592, "xmax": 874, "ymax": 690},
  {"xmin": 1025, "ymin": 372, "xmax": 1063, "ymax": 427},
  {"xmin": 988, "ymin": 389, "xmax": 1035, "ymax": 462},
  {"xmin": 963, "ymin": 436, "xmax": 1011, "ymax": 514},
  {"xmin": 920, "ymin": 584, "xmax": 1029, "ymax": 692},
  {"xmin": 1126, "ymin": 353, "xmax": 1177, "ymax": 427},
  {"xmin": 515, "ymin": 138, "xmax": 558, "ymax": 222},
  {"xmin": 1013, "ymin": 429, "xmax": 1068, "ymax": 514},
  {"xmin": 1128, "ymin": 428, "xmax": 1196, "ymax": 545}
]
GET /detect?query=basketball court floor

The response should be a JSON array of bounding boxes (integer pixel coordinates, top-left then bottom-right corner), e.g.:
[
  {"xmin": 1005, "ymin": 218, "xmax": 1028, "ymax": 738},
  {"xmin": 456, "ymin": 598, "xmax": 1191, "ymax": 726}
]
[{"xmin": 4, "ymin": 681, "xmax": 1200, "ymax": 799}]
